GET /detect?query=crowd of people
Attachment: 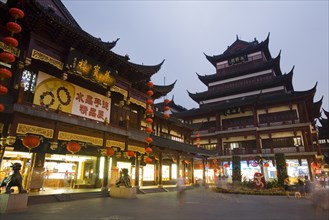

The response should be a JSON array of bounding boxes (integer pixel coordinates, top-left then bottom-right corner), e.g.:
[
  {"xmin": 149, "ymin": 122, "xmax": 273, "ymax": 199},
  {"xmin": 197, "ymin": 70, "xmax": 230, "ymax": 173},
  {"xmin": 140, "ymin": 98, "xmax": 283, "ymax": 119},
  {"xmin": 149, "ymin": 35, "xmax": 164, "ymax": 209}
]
[{"xmin": 283, "ymin": 174, "xmax": 329, "ymax": 199}]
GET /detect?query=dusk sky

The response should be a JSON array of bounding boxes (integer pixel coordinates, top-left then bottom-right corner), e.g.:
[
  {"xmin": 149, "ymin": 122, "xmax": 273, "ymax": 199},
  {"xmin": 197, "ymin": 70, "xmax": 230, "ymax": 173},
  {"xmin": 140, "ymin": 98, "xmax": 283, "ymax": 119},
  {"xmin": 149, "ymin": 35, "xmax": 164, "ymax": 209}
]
[{"xmin": 62, "ymin": 1, "xmax": 328, "ymax": 117}]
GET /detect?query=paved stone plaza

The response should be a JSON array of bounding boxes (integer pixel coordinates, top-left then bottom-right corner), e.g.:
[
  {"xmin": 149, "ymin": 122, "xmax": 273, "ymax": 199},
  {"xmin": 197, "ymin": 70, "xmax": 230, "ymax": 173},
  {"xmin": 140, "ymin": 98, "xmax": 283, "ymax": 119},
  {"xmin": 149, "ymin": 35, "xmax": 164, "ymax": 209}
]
[{"xmin": 1, "ymin": 188, "xmax": 328, "ymax": 220}]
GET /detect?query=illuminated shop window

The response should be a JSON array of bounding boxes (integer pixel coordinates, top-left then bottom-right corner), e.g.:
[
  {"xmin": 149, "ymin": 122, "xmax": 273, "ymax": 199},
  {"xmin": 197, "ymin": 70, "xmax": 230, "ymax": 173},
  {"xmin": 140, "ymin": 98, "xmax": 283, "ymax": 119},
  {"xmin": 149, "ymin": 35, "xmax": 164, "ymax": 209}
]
[
  {"xmin": 143, "ymin": 164, "xmax": 154, "ymax": 181},
  {"xmin": 162, "ymin": 165, "xmax": 170, "ymax": 181}
]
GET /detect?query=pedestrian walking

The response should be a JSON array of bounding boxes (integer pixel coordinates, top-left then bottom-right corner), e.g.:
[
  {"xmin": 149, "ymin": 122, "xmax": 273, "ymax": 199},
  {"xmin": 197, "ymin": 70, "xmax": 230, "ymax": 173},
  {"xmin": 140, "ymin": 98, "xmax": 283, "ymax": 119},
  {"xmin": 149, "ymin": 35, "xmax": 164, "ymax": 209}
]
[{"xmin": 177, "ymin": 175, "xmax": 186, "ymax": 205}]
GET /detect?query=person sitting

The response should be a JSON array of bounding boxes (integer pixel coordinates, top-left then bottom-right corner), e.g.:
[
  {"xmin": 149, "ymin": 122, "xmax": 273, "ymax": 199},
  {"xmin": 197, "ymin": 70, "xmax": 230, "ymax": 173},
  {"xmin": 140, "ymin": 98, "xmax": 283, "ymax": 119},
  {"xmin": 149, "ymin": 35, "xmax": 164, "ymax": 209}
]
[
  {"xmin": 284, "ymin": 176, "xmax": 291, "ymax": 198},
  {"xmin": 297, "ymin": 177, "xmax": 305, "ymax": 197},
  {"xmin": 304, "ymin": 175, "xmax": 313, "ymax": 198}
]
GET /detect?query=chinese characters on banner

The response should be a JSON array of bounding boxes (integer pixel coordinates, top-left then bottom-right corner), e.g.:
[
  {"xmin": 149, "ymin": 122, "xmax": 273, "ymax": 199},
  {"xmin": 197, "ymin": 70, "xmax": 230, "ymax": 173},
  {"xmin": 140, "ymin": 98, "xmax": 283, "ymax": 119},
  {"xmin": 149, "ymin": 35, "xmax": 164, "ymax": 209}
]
[
  {"xmin": 33, "ymin": 71, "xmax": 111, "ymax": 123},
  {"xmin": 72, "ymin": 88, "xmax": 110, "ymax": 122}
]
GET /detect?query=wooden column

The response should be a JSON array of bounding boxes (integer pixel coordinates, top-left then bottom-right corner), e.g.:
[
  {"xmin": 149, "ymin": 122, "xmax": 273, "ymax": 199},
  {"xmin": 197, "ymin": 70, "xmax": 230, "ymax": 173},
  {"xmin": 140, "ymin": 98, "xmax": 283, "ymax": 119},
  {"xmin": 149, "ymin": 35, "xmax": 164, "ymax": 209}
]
[
  {"xmin": 158, "ymin": 152, "xmax": 163, "ymax": 187},
  {"xmin": 202, "ymin": 157, "xmax": 206, "ymax": 183},
  {"xmin": 29, "ymin": 153, "xmax": 46, "ymax": 192},
  {"xmin": 176, "ymin": 154, "xmax": 180, "ymax": 179},
  {"xmin": 302, "ymin": 131, "xmax": 310, "ymax": 152},
  {"xmin": 256, "ymin": 132, "xmax": 261, "ymax": 154},
  {"xmin": 253, "ymin": 106, "xmax": 259, "ymax": 127},
  {"xmin": 101, "ymin": 156, "xmax": 109, "ymax": 192},
  {"xmin": 217, "ymin": 113, "xmax": 222, "ymax": 131},
  {"xmin": 217, "ymin": 137, "xmax": 223, "ymax": 155},
  {"xmin": 191, "ymin": 157, "xmax": 194, "ymax": 184},
  {"xmin": 135, "ymin": 153, "xmax": 140, "ymax": 188}
]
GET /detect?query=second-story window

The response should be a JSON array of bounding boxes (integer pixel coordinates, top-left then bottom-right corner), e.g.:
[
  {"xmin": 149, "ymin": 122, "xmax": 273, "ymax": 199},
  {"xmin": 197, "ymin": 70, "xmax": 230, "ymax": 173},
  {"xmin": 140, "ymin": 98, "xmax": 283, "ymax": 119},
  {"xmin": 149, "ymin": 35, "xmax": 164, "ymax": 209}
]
[{"xmin": 21, "ymin": 70, "xmax": 37, "ymax": 92}]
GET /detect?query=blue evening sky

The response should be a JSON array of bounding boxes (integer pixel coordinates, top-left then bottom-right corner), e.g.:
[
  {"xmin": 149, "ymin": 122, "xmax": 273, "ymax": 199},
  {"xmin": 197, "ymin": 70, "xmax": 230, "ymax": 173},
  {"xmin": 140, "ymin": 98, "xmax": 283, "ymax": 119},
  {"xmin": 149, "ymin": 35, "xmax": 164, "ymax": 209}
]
[{"xmin": 62, "ymin": 0, "xmax": 328, "ymax": 118}]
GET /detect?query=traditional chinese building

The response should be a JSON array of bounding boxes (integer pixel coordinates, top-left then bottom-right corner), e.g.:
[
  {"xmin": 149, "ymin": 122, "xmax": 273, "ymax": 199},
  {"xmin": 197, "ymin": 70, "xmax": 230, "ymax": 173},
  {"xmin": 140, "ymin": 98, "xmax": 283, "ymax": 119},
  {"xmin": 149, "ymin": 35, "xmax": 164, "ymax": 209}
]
[
  {"xmin": 0, "ymin": 0, "xmax": 213, "ymax": 193},
  {"xmin": 174, "ymin": 34, "xmax": 323, "ymax": 182},
  {"xmin": 318, "ymin": 109, "xmax": 329, "ymax": 164}
]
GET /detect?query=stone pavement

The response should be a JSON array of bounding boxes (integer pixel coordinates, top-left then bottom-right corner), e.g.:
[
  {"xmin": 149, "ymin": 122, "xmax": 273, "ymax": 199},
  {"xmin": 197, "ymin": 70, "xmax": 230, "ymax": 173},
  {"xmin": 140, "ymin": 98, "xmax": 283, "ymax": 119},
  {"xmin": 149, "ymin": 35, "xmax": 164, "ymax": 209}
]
[{"xmin": 1, "ymin": 188, "xmax": 328, "ymax": 220}]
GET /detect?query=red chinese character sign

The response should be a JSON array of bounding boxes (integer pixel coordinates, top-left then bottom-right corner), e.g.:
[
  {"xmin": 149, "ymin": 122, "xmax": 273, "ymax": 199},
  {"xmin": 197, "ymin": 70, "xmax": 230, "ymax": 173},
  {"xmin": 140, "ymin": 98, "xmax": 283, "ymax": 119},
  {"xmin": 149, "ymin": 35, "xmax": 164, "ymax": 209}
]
[
  {"xmin": 253, "ymin": 172, "xmax": 266, "ymax": 190},
  {"xmin": 33, "ymin": 72, "xmax": 111, "ymax": 122}
]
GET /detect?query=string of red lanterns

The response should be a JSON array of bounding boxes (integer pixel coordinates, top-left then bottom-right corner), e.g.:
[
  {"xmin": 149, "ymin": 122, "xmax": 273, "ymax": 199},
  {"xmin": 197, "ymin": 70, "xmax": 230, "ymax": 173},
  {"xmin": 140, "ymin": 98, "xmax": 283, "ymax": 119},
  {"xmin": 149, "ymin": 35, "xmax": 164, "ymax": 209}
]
[
  {"xmin": 164, "ymin": 98, "xmax": 170, "ymax": 119},
  {"xmin": 195, "ymin": 133, "xmax": 200, "ymax": 148},
  {"xmin": 144, "ymin": 80, "xmax": 154, "ymax": 162},
  {"xmin": 0, "ymin": 7, "xmax": 24, "ymax": 113}
]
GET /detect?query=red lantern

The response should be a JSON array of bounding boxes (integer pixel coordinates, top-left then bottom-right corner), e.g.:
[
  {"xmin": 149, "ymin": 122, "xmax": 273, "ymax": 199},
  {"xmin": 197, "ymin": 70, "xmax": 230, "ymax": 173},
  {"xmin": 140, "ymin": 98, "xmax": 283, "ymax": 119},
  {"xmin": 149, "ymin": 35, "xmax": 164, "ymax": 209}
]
[
  {"xmin": 214, "ymin": 169, "xmax": 218, "ymax": 173},
  {"xmin": 145, "ymin": 137, "xmax": 153, "ymax": 144},
  {"xmin": 196, "ymin": 137, "xmax": 200, "ymax": 142},
  {"xmin": 2, "ymin": 37, "xmax": 18, "ymax": 47},
  {"xmin": 0, "ymin": 52, "xmax": 16, "ymax": 63},
  {"xmin": 105, "ymin": 147, "xmax": 115, "ymax": 156},
  {"xmin": 127, "ymin": 150, "xmax": 135, "ymax": 158},
  {"xmin": 22, "ymin": 135, "xmax": 40, "ymax": 151},
  {"xmin": 164, "ymin": 114, "xmax": 170, "ymax": 119},
  {"xmin": 164, "ymin": 106, "xmax": 170, "ymax": 111},
  {"xmin": 264, "ymin": 162, "xmax": 269, "ymax": 168},
  {"xmin": 164, "ymin": 99, "xmax": 170, "ymax": 104},
  {"xmin": 145, "ymin": 147, "xmax": 153, "ymax": 154},
  {"xmin": 66, "ymin": 141, "xmax": 81, "ymax": 154},
  {"xmin": 0, "ymin": 85, "xmax": 8, "ymax": 95},
  {"xmin": 145, "ymin": 127, "xmax": 153, "ymax": 134},
  {"xmin": 224, "ymin": 163, "xmax": 229, "ymax": 168},
  {"xmin": 147, "ymin": 81, "xmax": 154, "ymax": 88},
  {"xmin": 6, "ymin": 22, "xmax": 22, "ymax": 34},
  {"xmin": 196, "ymin": 133, "xmax": 200, "ymax": 137},
  {"xmin": 146, "ymin": 99, "xmax": 154, "ymax": 105},
  {"xmin": 145, "ymin": 117, "xmax": 153, "ymax": 124},
  {"xmin": 0, "ymin": 103, "xmax": 5, "ymax": 112},
  {"xmin": 146, "ymin": 90, "xmax": 154, "ymax": 97},
  {"xmin": 9, "ymin": 8, "xmax": 25, "ymax": 19},
  {"xmin": 144, "ymin": 157, "xmax": 152, "ymax": 164},
  {"xmin": 146, "ymin": 108, "xmax": 153, "ymax": 115},
  {"xmin": 0, "ymin": 68, "xmax": 12, "ymax": 79}
]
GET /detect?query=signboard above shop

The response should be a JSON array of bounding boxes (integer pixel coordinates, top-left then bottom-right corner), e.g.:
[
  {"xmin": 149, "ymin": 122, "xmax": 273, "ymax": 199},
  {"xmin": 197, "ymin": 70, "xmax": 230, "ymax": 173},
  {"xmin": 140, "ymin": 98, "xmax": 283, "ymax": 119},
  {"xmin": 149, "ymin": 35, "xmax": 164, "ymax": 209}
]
[{"xmin": 66, "ymin": 48, "xmax": 117, "ymax": 87}]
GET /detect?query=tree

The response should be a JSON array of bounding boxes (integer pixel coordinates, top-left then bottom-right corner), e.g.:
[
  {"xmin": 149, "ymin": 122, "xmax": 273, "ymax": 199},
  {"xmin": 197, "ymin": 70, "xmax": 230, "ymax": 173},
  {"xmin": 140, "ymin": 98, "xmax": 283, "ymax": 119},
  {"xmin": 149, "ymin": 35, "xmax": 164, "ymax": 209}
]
[
  {"xmin": 232, "ymin": 155, "xmax": 241, "ymax": 182},
  {"xmin": 275, "ymin": 153, "xmax": 287, "ymax": 187}
]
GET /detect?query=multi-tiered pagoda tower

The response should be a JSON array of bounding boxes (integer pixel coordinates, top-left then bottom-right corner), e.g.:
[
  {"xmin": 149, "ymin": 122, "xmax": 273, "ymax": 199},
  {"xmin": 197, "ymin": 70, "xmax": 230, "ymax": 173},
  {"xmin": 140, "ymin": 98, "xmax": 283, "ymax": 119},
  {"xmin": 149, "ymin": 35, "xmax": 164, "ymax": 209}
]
[{"xmin": 174, "ymin": 34, "xmax": 323, "ymax": 181}]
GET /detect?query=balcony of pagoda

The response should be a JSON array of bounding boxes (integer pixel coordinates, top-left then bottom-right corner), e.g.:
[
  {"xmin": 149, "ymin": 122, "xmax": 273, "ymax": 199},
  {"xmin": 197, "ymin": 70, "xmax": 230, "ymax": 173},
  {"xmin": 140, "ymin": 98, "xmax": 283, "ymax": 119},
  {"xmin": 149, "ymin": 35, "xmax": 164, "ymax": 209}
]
[
  {"xmin": 216, "ymin": 59, "xmax": 264, "ymax": 77},
  {"xmin": 258, "ymin": 120, "xmax": 301, "ymax": 128}
]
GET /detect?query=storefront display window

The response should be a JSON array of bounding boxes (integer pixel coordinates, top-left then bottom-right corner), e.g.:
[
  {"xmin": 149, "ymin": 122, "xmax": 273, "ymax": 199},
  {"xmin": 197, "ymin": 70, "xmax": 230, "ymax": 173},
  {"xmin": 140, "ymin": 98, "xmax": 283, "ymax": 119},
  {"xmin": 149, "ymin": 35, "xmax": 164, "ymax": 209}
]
[
  {"xmin": 143, "ymin": 164, "xmax": 154, "ymax": 181},
  {"xmin": 171, "ymin": 164, "xmax": 177, "ymax": 179},
  {"xmin": 162, "ymin": 165, "xmax": 170, "ymax": 181}
]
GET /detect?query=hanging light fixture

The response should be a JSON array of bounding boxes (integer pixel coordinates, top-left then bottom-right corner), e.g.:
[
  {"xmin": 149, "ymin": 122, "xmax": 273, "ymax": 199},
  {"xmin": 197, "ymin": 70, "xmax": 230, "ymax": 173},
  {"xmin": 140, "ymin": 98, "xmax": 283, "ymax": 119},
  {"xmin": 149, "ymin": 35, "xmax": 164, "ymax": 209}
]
[
  {"xmin": 0, "ymin": 52, "xmax": 16, "ymax": 63},
  {"xmin": 145, "ymin": 137, "xmax": 153, "ymax": 145},
  {"xmin": 66, "ymin": 141, "xmax": 81, "ymax": 154},
  {"xmin": 9, "ymin": 8, "xmax": 25, "ymax": 20},
  {"xmin": 2, "ymin": 37, "xmax": 18, "ymax": 48},
  {"xmin": 0, "ymin": 104, "xmax": 5, "ymax": 112},
  {"xmin": 144, "ymin": 157, "xmax": 152, "ymax": 164},
  {"xmin": 22, "ymin": 135, "xmax": 41, "ymax": 151},
  {"xmin": 0, "ymin": 85, "xmax": 8, "ymax": 95},
  {"xmin": 145, "ymin": 147, "xmax": 153, "ymax": 154},
  {"xmin": 104, "ymin": 147, "xmax": 115, "ymax": 156},
  {"xmin": 0, "ymin": 68, "xmax": 12, "ymax": 79},
  {"xmin": 6, "ymin": 22, "xmax": 22, "ymax": 34}
]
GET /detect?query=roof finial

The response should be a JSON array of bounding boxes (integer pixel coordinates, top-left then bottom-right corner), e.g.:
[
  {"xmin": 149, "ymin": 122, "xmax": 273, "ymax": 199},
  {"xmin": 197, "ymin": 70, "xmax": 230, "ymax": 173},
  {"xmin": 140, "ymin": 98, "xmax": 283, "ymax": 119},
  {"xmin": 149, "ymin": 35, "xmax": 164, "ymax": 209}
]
[{"xmin": 236, "ymin": 34, "xmax": 239, "ymax": 40}]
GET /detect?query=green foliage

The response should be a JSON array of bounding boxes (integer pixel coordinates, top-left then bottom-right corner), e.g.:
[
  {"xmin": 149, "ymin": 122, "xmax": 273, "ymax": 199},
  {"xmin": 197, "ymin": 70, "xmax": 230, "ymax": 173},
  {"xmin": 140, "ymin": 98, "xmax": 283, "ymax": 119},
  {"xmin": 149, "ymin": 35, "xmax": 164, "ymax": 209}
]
[
  {"xmin": 266, "ymin": 179, "xmax": 281, "ymax": 189},
  {"xmin": 240, "ymin": 178, "xmax": 254, "ymax": 188},
  {"xmin": 232, "ymin": 155, "xmax": 241, "ymax": 182},
  {"xmin": 275, "ymin": 153, "xmax": 287, "ymax": 187}
]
